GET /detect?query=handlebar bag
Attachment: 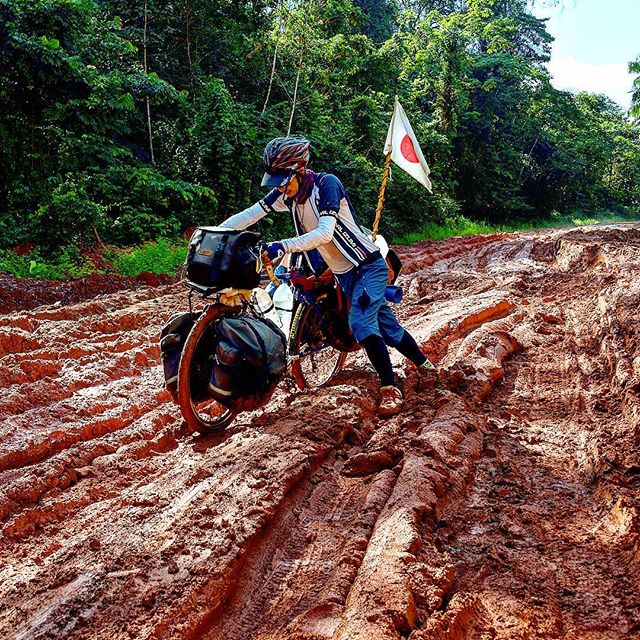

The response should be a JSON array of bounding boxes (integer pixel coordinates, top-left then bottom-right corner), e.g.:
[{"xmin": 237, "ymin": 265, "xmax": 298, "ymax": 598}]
[
  {"xmin": 209, "ymin": 315, "xmax": 287, "ymax": 411},
  {"xmin": 186, "ymin": 227, "xmax": 260, "ymax": 290}
]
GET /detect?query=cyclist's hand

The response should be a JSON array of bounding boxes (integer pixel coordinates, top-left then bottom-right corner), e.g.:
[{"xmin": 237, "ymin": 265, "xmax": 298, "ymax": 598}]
[
  {"xmin": 260, "ymin": 243, "xmax": 281, "ymax": 286},
  {"xmin": 265, "ymin": 242, "xmax": 285, "ymax": 261}
]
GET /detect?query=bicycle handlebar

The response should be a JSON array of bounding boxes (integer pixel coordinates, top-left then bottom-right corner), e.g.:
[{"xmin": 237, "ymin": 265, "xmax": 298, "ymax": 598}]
[{"xmin": 257, "ymin": 244, "xmax": 333, "ymax": 292}]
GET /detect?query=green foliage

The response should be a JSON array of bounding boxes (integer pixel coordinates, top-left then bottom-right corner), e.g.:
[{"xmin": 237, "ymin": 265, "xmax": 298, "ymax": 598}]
[
  {"xmin": 0, "ymin": 0, "xmax": 639, "ymax": 267},
  {"xmin": 0, "ymin": 245, "xmax": 101, "ymax": 279},
  {"xmin": 394, "ymin": 208, "xmax": 639, "ymax": 244},
  {"xmin": 186, "ymin": 79, "xmax": 259, "ymax": 219},
  {"xmin": 32, "ymin": 177, "xmax": 108, "ymax": 247},
  {"xmin": 571, "ymin": 217, "xmax": 599, "ymax": 226},
  {"xmin": 394, "ymin": 215, "xmax": 501, "ymax": 244},
  {"xmin": 0, "ymin": 239, "xmax": 190, "ymax": 279},
  {"xmin": 0, "ymin": 0, "xmax": 213, "ymax": 248},
  {"xmin": 630, "ymin": 57, "xmax": 640, "ymax": 118},
  {"xmin": 110, "ymin": 239, "xmax": 188, "ymax": 277}
]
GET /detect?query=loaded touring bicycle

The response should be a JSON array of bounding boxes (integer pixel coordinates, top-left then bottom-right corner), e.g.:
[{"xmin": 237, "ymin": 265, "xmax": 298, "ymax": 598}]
[{"xmin": 160, "ymin": 226, "xmax": 367, "ymax": 433}]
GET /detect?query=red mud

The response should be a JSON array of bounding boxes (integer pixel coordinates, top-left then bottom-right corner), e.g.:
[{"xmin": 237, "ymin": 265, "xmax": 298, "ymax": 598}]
[
  {"xmin": 0, "ymin": 272, "xmax": 174, "ymax": 314},
  {"xmin": 1, "ymin": 224, "xmax": 638, "ymax": 639}
]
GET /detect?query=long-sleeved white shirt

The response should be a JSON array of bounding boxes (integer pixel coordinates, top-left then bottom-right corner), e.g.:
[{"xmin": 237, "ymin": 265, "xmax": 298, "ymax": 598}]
[{"xmin": 219, "ymin": 173, "xmax": 379, "ymax": 274}]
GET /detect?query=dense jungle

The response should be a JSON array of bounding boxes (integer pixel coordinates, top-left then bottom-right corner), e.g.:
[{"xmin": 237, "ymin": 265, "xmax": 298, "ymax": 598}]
[{"xmin": 1, "ymin": 0, "xmax": 639, "ymax": 257}]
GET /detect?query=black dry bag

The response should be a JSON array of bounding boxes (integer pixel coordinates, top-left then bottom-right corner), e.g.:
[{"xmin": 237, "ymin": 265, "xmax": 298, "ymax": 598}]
[{"xmin": 185, "ymin": 227, "xmax": 260, "ymax": 291}]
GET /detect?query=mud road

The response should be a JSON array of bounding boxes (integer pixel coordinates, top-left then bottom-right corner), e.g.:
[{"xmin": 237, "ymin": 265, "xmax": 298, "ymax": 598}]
[{"xmin": 1, "ymin": 224, "xmax": 638, "ymax": 639}]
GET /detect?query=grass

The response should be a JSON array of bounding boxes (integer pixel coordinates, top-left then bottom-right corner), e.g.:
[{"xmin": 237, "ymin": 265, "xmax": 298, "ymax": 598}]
[
  {"xmin": 1, "ymin": 209, "xmax": 637, "ymax": 280},
  {"xmin": 107, "ymin": 238, "xmax": 188, "ymax": 277},
  {"xmin": 393, "ymin": 209, "xmax": 638, "ymax": 245},
  {"xmin": 0, "ymin": 245, "xmax": 101, "ymax": 280},
  {"xmin": 395, "ymin": 218, "xmax": 501, "ymax": 244},
  {"xmin": 0, "ymin": 238, "xmax": 188, "ymax": 280}
]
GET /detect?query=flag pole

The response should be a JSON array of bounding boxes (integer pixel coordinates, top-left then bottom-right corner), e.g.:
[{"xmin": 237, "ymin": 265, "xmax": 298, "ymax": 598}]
[{"xmin": 372, "ymin": 151, "xmax": 392, "ymax": 242}]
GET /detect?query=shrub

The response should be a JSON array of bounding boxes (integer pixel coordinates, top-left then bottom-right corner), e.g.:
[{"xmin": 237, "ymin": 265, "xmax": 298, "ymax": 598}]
[
  {"xmin": 110, "ymin": 238, "xmax": 187, "ymax": 277},
  {"xmin": 0, "ymin": 245, "xmax": 101, "ymax": 279}
]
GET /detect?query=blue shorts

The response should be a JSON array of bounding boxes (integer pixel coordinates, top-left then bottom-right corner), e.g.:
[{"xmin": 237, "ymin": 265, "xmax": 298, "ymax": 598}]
[{"xmin": 336, "ymin": 256, "xmax": 405, "ymax": 346}]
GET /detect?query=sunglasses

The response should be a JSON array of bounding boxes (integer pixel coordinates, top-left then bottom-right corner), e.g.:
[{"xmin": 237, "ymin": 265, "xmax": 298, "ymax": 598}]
[{"xmin": 277, "ymin": 172, "xmax": 303, "ymax": 192}]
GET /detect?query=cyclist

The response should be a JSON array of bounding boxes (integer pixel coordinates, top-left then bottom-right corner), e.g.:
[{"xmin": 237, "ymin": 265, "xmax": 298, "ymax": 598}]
[{"xmin": 219, "ymin": 135, "xmax": 436, "ymax": 417}]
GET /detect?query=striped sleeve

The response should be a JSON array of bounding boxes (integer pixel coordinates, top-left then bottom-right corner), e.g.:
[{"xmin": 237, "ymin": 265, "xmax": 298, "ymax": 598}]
[
  {"xmin": 261, "ymin": 188, "xmax": 291, "ymax": 213},
  {"xmin": 281, "ymin": 216, "xmax": 337, "ymax": 253}
]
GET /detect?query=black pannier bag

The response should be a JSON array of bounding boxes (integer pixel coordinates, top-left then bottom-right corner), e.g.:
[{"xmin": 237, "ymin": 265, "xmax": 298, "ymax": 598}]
[
  {"xmin": 185, "ymin": 227, "xmax": 261, "ymax": 291},
  {"xmin": 209, "ymin": 316, "xmax": 287, "ymax": 412},
  {"xmin": 160, "ymin": 311, "xmax": 202, "ymax": 401}
]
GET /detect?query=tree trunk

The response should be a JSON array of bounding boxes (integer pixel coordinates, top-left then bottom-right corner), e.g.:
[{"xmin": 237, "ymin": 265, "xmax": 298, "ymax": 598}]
[
  {"xmin": 262, "ymin": 40, "xmax": 279, "ymax": 114},
  {"xmin": 184, "ymin": 0, "xmax": 196, "ymax": 100},
  {"xmin": 287, "ymin": 39, "xmax": 305, "ymax": 135},
  {"xmin": 263, "ymin": 5, "xmax": 290, "ymax": 115},
  {"xmin": 143, "ymin": 0, "xmax": 155, "ymax": 165}
]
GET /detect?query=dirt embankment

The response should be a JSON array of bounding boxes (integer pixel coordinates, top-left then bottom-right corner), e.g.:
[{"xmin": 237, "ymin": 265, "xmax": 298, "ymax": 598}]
[
  {"xmin": 0, "ymin": 272, "xmax": 174, "ymax": 314},
  {"xmin": 0, "ymin": 224, "xmax": 638, "ymax": 639}
]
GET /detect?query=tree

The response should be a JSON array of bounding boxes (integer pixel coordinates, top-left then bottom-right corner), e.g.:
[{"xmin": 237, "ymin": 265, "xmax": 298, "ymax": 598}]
[
  {"xmin": 630, "ymin": 56, "xmax": 640, "ymax": 119},
  {"xmin": 0, "ymin": 0, "xmax": 638, "ymax": 253},
  {"xmin": 0, "ymin": 0, "xmax": 212, "ymax": 247}
]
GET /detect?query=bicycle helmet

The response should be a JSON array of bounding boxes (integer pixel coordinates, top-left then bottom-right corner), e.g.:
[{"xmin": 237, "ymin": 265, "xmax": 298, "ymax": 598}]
[{"xmin": 261, "ymin": 136, "xmax": 311, "ymax": 187}]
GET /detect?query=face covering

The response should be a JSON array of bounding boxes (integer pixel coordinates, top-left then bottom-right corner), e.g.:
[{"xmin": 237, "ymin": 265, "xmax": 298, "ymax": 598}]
[{"xmin": 295, "ymin": 169, "xmax": 315, "ymax": 204}]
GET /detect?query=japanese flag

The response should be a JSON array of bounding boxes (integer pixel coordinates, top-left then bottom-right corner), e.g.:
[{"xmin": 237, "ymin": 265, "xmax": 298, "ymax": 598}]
[{"xmin": 384, "ymin": 97, "xmax": 432, "ymax": 193}]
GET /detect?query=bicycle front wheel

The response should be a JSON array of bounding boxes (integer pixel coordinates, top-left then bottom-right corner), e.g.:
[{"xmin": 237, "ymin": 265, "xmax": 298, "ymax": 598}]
[
  {"xmin": 177, "ymin": 305, "xmax": 237, "ymax": 433},
  {"xmin": 290, "ymin": 302, "xmax": 347, "ymax": 390}
]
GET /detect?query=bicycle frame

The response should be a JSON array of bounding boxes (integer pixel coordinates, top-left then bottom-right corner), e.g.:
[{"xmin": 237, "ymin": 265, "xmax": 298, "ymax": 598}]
[{"xmin": 264, "ymin": 267, "xmax": 339, "ymax": 357}]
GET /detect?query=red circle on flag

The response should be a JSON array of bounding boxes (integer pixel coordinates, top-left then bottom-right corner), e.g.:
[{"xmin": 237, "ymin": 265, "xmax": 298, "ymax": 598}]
[{"xmin": 400, "ymin": 134, "xmax": 419, "ymax": 163}]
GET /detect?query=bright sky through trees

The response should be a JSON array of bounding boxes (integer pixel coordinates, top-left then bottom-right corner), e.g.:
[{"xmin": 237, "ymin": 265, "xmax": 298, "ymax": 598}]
[{"xmin": 534, "ymin": 0, "xmax": 640, "ymax": 109}]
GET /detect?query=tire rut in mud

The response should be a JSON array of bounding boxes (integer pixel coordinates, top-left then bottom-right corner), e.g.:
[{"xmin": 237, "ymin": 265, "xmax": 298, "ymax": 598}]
[
  {"xmin": 1, "ymin": 224, "xmax": 639, "ymax": 639},
  {"xmin": 421, "ymin": 226, "xmax": 640, "ymax": 639}
]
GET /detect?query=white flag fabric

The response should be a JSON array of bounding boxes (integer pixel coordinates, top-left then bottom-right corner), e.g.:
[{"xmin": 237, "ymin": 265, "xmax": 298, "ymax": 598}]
[{"xmin": 384, "ymin": 97, "xmax": 432, "ymax": 193}]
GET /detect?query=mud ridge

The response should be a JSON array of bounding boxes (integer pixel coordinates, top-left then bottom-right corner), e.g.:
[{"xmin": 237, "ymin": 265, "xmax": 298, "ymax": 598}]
[{"xmin": 1, "ymin": 223, "xmax": 639, "ymax": 639}]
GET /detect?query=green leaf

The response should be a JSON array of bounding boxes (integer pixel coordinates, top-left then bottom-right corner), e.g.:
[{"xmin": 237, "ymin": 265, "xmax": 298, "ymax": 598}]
[
  {"xmin": 41, "ymin": 36, "xmax": 60, "ymax": 49},
  {"xmin": 118, "ymin": 93, "xmax": 135, "ymax": 110}
]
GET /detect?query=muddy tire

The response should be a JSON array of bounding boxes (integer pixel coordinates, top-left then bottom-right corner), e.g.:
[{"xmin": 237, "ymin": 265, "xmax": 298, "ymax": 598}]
[
  {"xmin": 290, "ymin": 302, "xmax": 347, "ymax": 390},
  {"xmin": 177, "ymin": 305, "xmax": 237, "ymax": 433}
]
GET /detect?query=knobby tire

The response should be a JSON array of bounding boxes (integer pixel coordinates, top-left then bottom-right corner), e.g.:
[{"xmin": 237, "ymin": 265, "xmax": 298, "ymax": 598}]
[{"xmin": 290, "ymin": 302, "xmax": 347, "ymax": 390}]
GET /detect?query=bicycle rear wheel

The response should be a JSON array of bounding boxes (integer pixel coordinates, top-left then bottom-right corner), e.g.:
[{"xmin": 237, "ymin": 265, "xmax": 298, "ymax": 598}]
[
  {"xmin": 177, "ymin": 305, "xmax": 237, "ymax": 433},
  {"xmin": 290, "ymin": 302, "xmax": 347, "ymax": 390}
]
